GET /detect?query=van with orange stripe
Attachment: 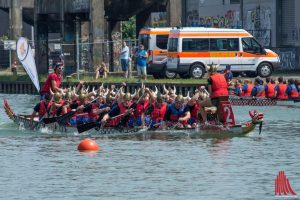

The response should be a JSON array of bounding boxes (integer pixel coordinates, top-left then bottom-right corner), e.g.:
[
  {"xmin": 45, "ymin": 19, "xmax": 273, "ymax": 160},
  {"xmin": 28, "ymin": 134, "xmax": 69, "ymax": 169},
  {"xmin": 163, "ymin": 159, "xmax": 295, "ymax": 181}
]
[
  {"xmin": 166, "ymin": 27, "xmax": 281, "ymax": 78},
  {"xmin": 139, "ymin": 28, "xmax": 176, "ymax": 79}
]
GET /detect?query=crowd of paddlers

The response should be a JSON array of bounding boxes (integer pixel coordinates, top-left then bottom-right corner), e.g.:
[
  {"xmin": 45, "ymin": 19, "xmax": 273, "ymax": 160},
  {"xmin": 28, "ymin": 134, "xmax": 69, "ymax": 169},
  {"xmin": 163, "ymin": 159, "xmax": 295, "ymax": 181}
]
[
  {"xmin": 225, "ymin": 76, "xmax": 300, "ymax": 99},
  {"xmin": 31, "ymin": 82, "xmax": 214, "ymax": 129}
]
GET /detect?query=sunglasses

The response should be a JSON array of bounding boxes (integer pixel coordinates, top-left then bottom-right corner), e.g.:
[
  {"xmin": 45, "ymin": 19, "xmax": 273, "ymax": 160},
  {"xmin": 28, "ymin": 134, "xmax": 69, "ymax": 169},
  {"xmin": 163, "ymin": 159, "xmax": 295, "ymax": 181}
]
[{"xmin": 58, "ymin": 67, "xmax": 64, "ymax": 70}]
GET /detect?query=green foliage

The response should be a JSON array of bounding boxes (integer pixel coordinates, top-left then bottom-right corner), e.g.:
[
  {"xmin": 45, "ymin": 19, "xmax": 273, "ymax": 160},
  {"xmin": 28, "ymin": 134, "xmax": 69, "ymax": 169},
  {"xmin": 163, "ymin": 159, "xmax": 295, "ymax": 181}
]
[
  {"xmin": 0, "ymin": 34, "xmax": 9, "ymax": 41},
  {"xmin": 122, "ymin": 16, "xmax": 136, "ymax": 40}
]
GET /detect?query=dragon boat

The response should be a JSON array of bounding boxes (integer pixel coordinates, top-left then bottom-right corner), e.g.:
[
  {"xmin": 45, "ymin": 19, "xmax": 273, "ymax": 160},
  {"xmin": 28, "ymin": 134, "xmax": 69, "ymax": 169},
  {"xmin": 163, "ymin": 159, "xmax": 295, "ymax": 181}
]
[
  {"xmin": 3, "ymin": 99, "xmax": 264, "ymax": 139},
  {"xmin": 229, "ymin": 96, "xmax": 300, "ymax": 107}
]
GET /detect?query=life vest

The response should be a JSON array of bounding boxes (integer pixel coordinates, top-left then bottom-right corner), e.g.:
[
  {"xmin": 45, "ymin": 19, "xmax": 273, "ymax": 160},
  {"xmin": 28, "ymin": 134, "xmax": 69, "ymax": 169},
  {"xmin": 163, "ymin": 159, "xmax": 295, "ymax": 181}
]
[
  {"xmin": 151, "ymin": 103, "xmax": 167, "ymax": 121},
  {"xmin": 88, "ymin": 103, "xmax": 100, "ymax": 120},
  {"xmin": 168, "ymin": 104, "xmax": 185, "ymax": 121},
  {"xmin": 134, "ymin": 100, "xmax": 149, "ymax": 118},
  {"xmin": 265, "ymin": 83, "xmax": 275, "ymax": 98},
  {"xmin": 189, "ymin": 102, "xmax": 200, "ymax": 118},
  {"xmin": 276, "ymin": 83, "xmax": 288, "ymax": 100},
  {"xmin": 289, "ymin": 85, "xmax": 299, "ymax": 98},
  {"xmin": 210, "ymin": 73, "xmax": 229, "ymax": 98},
  {"xmin": 38, "ymin": 100, "xmax": 52, "ymax": 117},
  {"xmin": 243, "ymin": 84, "xmax": 254, "ymax": 96}
]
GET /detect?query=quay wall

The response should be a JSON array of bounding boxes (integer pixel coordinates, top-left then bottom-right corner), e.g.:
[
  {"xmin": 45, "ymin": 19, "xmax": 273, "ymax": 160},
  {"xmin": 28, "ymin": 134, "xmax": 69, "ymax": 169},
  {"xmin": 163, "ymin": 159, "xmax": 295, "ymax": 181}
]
[{"xmin": 0, "ymin": 81, "xmax": 203, "ymax": 96}]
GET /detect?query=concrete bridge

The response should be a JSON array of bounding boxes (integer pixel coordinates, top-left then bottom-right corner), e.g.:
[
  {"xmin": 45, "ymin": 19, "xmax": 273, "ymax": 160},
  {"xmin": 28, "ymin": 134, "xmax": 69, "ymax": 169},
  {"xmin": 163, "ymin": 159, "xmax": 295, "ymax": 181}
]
[{"xmin": 0, "ymin": 0, "xmax": 182, "ymax": 74}]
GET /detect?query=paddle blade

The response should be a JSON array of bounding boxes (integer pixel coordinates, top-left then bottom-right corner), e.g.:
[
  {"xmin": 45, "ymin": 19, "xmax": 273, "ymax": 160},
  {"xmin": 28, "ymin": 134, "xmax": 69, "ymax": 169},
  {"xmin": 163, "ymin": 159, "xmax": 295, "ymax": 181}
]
[
  {"xmin": 43, "ymin": 117, "xmax": 58, "ymax": 124},
  {"xmin": 57, "ymin": 111, "xmax": 76, "ymax": 124},
  {"xmin": 77, "ymin": 121, "xmax": 98, "ymax": 133}
]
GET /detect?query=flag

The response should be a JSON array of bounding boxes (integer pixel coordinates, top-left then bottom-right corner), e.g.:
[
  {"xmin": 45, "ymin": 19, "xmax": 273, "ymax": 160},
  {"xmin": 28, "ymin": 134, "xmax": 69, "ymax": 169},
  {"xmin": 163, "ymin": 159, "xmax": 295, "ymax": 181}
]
[{"xmin": 16, "ymin": 37, "xmax": 40, "ymax": 92}]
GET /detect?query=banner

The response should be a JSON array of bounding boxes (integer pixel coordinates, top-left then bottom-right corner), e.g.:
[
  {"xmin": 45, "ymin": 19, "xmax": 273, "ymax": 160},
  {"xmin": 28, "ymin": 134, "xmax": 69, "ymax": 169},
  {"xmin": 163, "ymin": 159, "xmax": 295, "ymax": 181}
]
[{"xmin": 16, "ymin": 37, "xmax": 40, "ymax": 92}]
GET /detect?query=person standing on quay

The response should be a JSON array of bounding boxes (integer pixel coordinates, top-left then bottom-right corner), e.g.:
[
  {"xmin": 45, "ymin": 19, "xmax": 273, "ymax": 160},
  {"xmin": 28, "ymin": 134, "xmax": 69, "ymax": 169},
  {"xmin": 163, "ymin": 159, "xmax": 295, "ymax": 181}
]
[
  {"xmin": 135, "ymin": 44, "xmax": 148, "ymax": 82},
  {"xmin": 120, "ymin": 41, "xmax": 129, "ymax": 78}
]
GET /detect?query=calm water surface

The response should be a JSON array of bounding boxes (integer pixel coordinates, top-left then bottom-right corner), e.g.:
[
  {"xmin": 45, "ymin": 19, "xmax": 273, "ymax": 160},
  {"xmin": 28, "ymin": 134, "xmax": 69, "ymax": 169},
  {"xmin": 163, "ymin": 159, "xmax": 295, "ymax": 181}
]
[{"xmin": 0, "ymin": 94, "xmax": 299, "ymax": 200}]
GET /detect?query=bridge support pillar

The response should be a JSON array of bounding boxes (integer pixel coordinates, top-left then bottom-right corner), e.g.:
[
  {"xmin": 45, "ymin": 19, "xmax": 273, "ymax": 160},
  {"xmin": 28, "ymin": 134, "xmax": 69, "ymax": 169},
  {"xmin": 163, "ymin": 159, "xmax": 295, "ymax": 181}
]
[
  {"xmin": 10, "ymin": 0, "xmax": 22, "ymax": 67},
  {"xmin": 109, "ymin": 21, "xmax": 122, "ymax": 72},
  {"xmin": 167, "ymin": 0, "xmax": 182, "ymax": 27},
  {"xmin": 90, "ymin": 0, "xmax": 105, "ymax": 68}
]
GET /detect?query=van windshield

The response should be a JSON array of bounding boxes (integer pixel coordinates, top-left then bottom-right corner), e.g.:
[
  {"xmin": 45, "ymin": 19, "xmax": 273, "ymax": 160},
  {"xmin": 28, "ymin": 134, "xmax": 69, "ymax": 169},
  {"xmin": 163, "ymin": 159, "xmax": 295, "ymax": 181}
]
[
  {"xmin": 139, "ymin": 34, "xmax": 149, "ymax": 50},
  {"xmin": 168, "ymin": 38, "xmax": 178, "ymax": 52},
  {"xmin": 242, "ymin": 37, "xmax": 263, "ymax": 53}
]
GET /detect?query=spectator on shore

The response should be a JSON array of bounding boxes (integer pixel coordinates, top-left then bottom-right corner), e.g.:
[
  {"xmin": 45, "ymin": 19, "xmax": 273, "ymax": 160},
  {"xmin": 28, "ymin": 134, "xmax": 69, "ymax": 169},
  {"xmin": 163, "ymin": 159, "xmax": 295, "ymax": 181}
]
[
  {"xmin": 11, "ymin": 60, "xmax": 17, "ymax": 76},
  {"xmin": 95, "ymin": 62, "xmax": 108, "ymax": 79},
  {"xmin": 120, "ymin": 41, "xmax": 129, "ymax": 78},
  {"xmin": 135, "ymin": 44, "xmax": 148, "ymax": 82}
]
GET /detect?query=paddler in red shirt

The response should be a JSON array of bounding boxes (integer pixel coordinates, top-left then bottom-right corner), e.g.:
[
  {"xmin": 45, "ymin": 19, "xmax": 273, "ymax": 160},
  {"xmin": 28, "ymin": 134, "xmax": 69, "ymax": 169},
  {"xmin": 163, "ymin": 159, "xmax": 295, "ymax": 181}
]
[
  {"xmin": 40, "ymin": 62, "xmax": 64, "ymax": 99},
  {"xmin": 30, "ymin": 93, "xmax": 52, "ymax": 126}
]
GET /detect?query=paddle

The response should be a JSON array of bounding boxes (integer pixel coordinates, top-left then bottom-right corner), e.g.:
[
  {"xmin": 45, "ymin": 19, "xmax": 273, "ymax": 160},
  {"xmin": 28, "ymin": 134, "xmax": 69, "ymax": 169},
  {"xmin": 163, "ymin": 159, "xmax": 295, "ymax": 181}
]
[
  {"xmin": 77, "ymin": 112, "xmax": 128, "ymax": 133},
  {"xmin": 43, "ymin": 96, "xmax": 100, "ymax": 125}
]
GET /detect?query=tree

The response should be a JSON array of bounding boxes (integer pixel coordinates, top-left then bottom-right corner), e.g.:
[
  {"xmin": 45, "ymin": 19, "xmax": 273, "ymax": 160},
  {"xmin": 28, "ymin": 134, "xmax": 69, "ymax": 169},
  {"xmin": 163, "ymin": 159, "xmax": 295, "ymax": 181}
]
[{"xmin": 122, "ymin": 16, "xmax": 136, "ymax": 40}]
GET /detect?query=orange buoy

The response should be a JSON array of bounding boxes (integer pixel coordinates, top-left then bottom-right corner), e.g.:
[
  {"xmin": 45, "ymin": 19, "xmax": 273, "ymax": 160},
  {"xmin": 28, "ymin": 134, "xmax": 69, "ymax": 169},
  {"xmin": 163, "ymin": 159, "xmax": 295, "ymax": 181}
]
[{"xmin": 78, "ymin": 138, "xmax": 99, "ymax": 152}]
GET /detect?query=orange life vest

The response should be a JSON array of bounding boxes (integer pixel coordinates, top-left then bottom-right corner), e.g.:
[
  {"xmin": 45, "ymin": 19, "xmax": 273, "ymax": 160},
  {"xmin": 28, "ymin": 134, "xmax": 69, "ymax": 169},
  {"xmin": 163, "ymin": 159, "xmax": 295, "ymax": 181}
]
[
  {"xmin": 243, "ymin": 84, "xmax": 254, "ymax": 96},
  {"xmin": 265, "ymin": 83, "xmax": 275, "ymax": 98},
  {"xmin": 210, "ymin": 73, "xmax": 229, "ymax": 98},
  {"xmin": 276, "ymin": 83, "xmax": 288, "ymax": 100}
]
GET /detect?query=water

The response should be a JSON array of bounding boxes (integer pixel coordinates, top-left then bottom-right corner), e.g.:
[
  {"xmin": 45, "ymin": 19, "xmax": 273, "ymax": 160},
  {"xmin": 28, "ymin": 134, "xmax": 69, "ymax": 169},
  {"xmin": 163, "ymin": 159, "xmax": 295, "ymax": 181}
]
[{"xmin": 0, "ymin": 94, "xmax": 299, "ymax": 200}]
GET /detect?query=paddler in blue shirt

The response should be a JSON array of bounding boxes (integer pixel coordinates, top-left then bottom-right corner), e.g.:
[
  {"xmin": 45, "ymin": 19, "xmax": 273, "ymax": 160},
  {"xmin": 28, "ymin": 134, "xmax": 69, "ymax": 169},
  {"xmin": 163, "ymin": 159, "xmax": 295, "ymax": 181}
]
[
  {"xmin": 164, "ymin": 95, "xmax": 191, "ymax": 128},
  {"xmin": 285, "ymin": 78, "xmax": 299, "ymax": 99},
  {"xmin": 251, "ymin": 78, "xmax": 265, "ymax": 97}
]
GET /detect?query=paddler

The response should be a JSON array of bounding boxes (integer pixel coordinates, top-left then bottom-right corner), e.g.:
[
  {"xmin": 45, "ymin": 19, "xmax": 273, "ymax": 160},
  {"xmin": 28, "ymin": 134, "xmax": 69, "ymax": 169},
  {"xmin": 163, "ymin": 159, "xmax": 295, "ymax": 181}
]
[
  {"xmin": 30, "ymin": 93, "xmax": 52, "ymax": 125},
  {"xmin": 274, "ymin": 76, "xmax": 288, "ymax": 100},
  {"xmin": 40, "ymin": 62, "xmax": 64, "ymax": 99},
  {"xmin": 164, "ymin": 95, "xmax": 191, "ymax": 128},
  {"xmin": 101, "ymin": 93, "xmax": 134, "ymax": 127},
  {"xmin": 285, "ymin": 78, "xmax": 299, "ymax": 99},
  {"xmin": 264, "ymin": 77, "xmax": 276, "ymax": 98},
  {"xmin": 199, "ymin": 64, "xmax": 228, "ymax": 124}
]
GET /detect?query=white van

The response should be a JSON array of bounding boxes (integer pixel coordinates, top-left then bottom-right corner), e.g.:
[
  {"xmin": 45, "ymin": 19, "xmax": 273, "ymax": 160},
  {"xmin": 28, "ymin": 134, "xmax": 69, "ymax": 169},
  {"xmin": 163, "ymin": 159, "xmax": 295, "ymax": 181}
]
[
  {"xmin": 139, "ymin": 28, "xmax": 176, "ymax": 79},
  {"xmin": 166, "ymin": 27, "xmax": 281, "ymax": 78}
]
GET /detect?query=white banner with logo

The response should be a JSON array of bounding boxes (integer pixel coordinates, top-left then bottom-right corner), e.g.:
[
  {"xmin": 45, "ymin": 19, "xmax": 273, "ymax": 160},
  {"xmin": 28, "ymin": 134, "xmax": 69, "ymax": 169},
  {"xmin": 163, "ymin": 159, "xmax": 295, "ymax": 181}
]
[{"xmin": 16, "ymin": 37, "xmax": 40, "ymax": 92}]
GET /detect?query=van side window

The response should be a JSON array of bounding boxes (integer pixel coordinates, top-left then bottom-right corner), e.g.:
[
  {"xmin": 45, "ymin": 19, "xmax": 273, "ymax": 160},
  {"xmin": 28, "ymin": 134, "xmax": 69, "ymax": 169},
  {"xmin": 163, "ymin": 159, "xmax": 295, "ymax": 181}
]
[
  {"xmin": 182, "ymin": 38, "xmax": 209, "ymax": 52},
  {"xmin": 242, "ymin": 37, "xmax": 262, "ymax": 52},
  {"xmin": 210, "ymin": 38, "xmax": 239, "ymax": 51},
  {"xmin": 168, "ymin": 38, "xmax": 178, "ymax": 52},
  {"xmin": 156, "ymin": 35, "xmax": 168, "ymax": 49}
]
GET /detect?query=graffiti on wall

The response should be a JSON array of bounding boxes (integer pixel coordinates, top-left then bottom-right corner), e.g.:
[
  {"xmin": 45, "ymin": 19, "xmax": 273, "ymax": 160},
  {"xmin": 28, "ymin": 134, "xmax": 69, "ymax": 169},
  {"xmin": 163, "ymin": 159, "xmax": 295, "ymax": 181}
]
[
  {"xmin": 245, "ymin": 6, "xmax": 271, "ymax": 46},
  {"xmin": 111, "ymin": 31, "xmax": 122, "ymax": 71},
  {"xmin": 272, "ymin": 48, "xmax": 296, "ymax": 70},
  {"xmin": 186, "ymin": 10, "xmax": 241, "ymax": 28}
]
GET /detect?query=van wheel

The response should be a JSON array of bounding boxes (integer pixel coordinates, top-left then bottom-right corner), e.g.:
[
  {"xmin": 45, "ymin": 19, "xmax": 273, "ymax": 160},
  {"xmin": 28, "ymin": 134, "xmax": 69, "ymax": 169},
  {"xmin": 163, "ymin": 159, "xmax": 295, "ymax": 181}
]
[
  {"xmin": 190, "ymin": 64, "xmax": 205, "ymax": 78},
  {"xmin": 257, "ymin": 63, "xmax": 272, "ymax": 77},
  {"xmin": 164, "ymin": 68, "xmax": 177, "ymax": 79}
]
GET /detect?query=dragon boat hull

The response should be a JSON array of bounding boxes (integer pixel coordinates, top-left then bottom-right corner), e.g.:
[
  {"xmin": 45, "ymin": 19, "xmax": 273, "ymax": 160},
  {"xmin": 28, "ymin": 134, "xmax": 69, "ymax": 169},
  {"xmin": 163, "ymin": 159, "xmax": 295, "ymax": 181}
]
[
  {"xmin": 229, "ymin": 96, "xmax": 299, "ymax": 107},
  {"xmin": 3, "ymin": 99, "xmax": 262, "ymax": 139}
]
